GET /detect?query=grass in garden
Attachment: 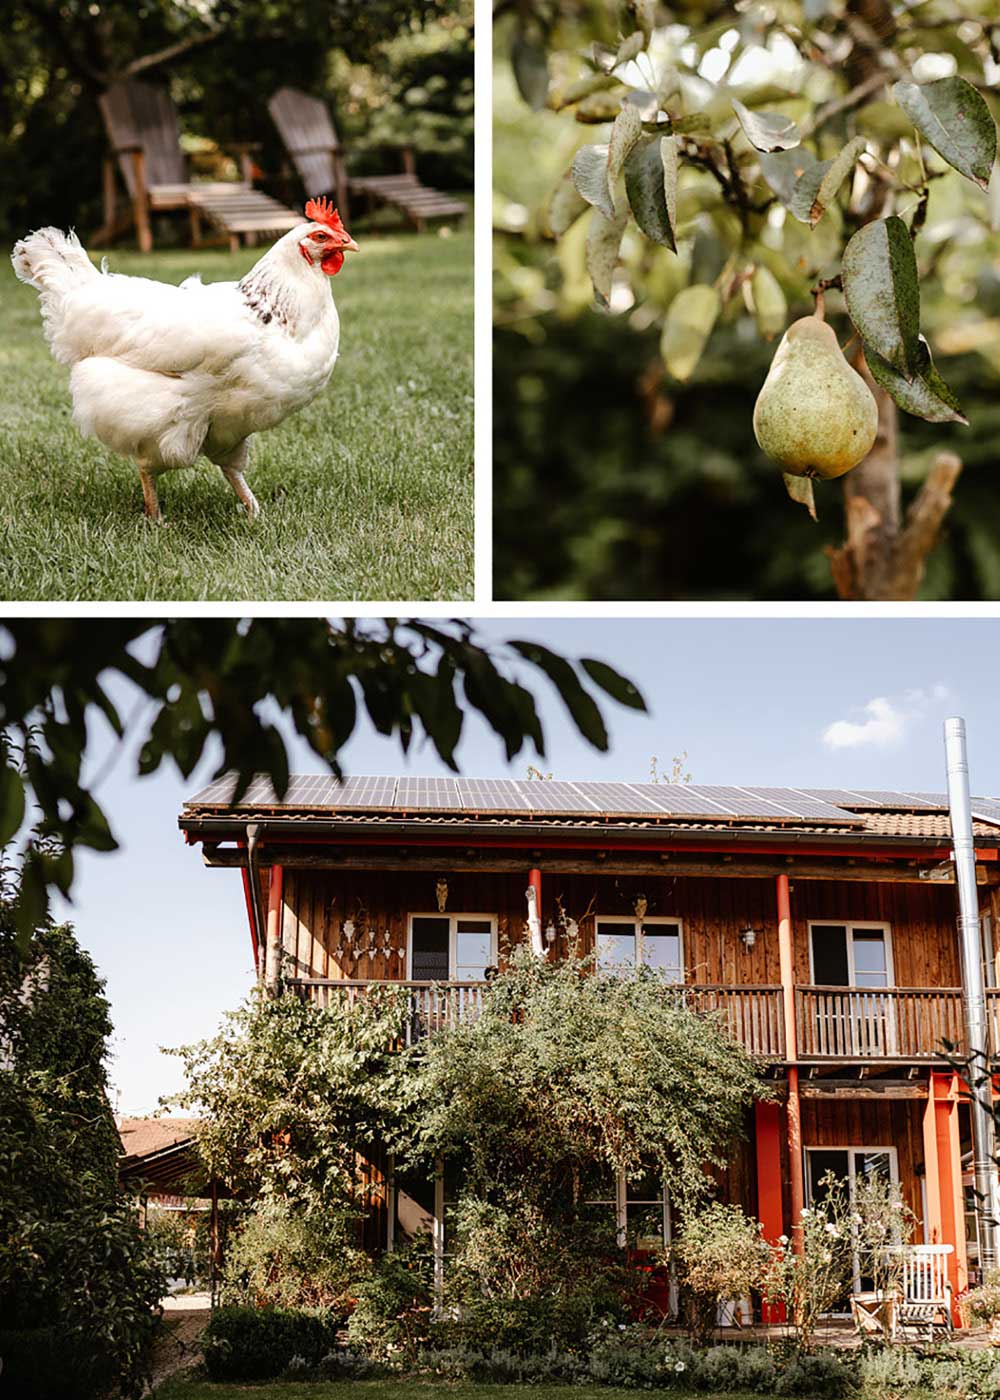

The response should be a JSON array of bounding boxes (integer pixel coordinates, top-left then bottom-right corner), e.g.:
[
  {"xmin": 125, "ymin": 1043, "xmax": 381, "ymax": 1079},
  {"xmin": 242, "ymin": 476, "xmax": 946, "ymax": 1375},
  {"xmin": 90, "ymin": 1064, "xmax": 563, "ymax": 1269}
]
[
  {"xmin": 152, "ymin": 1381, "xmax": 815, "ymax": 1400},
  {"xmin": 0, "ymin": 225, "xmax": 472, "ymax": 601}
]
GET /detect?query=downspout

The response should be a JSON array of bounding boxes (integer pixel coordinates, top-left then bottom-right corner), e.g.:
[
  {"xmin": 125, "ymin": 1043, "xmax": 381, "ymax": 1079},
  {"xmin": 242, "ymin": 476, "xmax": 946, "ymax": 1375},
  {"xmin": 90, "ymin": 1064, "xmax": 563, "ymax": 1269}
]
[
  {"xmin": 527, "ymin": 867, "xmax": 544, "ymax": 957},
  {"xmin": 944, "ymin": 717, "xmax": 997, "ymax": 1271},
  {"xmin": 777, "ymin": 873, "xmax": 805, "ymax": 1251},
  {"xmin": 245, "ymin": 824, "xmax": 267, "ymax": 988}
]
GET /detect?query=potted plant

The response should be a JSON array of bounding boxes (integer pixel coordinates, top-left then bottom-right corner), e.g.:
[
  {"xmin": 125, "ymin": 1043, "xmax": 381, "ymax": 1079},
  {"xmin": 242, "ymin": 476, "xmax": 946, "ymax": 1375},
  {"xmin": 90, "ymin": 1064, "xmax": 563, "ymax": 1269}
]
[{"xmin": 962, "ymin": 1271, "xmax": 1000, "ymax": 1343}]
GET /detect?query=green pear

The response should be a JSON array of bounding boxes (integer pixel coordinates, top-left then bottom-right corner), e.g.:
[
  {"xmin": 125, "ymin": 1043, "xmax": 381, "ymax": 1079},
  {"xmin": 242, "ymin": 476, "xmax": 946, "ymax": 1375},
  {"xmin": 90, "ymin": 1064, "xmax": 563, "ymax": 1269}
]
[{"xmin": 753, "ymin": 315, "xmax": 878, "ymax": 479}]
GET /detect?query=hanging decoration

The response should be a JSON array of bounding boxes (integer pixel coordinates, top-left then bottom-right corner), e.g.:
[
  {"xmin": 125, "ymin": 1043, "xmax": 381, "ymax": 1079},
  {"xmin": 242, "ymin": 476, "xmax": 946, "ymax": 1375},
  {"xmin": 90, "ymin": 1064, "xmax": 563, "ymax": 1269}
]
[
  {"xmin": 634, "ymin": 895, "xmax": 648, "ymax": 920},
  {"xmin": 436, "ymin": 878, "xmax": 449, "ymax": 913}
]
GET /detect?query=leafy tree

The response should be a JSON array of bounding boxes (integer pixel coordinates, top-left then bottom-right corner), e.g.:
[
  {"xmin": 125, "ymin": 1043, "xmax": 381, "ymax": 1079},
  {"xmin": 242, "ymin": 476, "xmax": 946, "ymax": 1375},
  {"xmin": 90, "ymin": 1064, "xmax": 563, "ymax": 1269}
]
[
  {"xmin": 399, "ymin": 949, "xmax": 768, "ymax": 1300},
  {"xmin": 494, "ymin": 0, "xmax": 1000, "ymax": 600},
  {"xmin": 0, "ymin": 884, "xmax": 165, "ymax": 1397},
  {"xmin": 0, "ymin": 618, "xmax": 644, "ymax": 952}
]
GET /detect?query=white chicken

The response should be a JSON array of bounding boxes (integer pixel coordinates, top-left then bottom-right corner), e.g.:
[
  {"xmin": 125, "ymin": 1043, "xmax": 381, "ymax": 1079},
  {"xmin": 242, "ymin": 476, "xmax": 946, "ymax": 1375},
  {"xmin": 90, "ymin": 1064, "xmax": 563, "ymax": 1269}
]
[{"xmin": 11, "ymin": 196, "xmax": 358, "ymax": 521}]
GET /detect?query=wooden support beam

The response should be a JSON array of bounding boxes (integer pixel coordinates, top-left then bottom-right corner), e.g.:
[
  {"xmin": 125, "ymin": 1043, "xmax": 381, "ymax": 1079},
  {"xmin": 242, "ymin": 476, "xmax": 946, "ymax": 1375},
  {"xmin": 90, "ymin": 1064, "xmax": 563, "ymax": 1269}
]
[
  {"xmin": 799, "ymin": 1079, "xmax": 928, "ymax": 1099},
  {"xmin": 199, "ymin": 845, "xmax": 982, "ymax": 884}
]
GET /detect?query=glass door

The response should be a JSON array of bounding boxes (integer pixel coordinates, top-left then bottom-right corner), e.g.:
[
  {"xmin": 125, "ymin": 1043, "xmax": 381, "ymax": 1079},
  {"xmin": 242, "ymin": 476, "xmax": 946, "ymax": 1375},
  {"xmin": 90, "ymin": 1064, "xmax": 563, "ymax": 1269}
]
[
  {"xmin": 805, "ymin": 1147, "xmax": 898, "ymax": 1295},
  {"xmin": 809, "ymin": 924, "xmax": 895, "ymax": 1056}
]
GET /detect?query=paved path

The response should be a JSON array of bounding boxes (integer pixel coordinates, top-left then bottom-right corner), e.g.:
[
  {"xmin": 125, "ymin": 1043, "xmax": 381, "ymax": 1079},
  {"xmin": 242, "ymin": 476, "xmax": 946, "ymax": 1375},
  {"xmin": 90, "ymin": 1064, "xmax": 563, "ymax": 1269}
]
[{"xmin": 145, "ymin": 1294, "xmax": 211, "ymax": 1395}]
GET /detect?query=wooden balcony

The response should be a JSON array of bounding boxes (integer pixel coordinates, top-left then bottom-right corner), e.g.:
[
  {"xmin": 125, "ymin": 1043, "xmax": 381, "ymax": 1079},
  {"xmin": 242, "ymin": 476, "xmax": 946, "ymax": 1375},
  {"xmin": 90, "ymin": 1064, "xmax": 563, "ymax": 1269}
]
[
  {"xmin": 287, "ymin": 978, "xmax": 786, "ymax": 1056},
  {"xmin": 795, "ymin": 986, "xmax": 965, "ymax": 1062},
  {"xmin": 287, "ymin": 978, "xmax": 991, "ymax": 1065}
]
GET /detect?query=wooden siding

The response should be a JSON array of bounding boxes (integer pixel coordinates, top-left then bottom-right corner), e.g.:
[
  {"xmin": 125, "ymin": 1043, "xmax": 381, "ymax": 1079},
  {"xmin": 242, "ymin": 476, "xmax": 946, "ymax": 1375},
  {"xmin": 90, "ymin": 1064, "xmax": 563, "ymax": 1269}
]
[{"xmin": 281, "ymin": 868, "xmax": 960, "ymax": 990}]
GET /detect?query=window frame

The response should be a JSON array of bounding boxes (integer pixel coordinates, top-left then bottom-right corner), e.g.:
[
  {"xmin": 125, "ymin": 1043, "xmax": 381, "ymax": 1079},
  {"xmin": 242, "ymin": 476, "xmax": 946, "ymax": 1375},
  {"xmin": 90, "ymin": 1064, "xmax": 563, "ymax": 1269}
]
[
  {"xmin": 406, "ymin": 912, "xmax": 498, "ymax": 982},
  {"xmin": 594, "ymin": 913, "xmax": 685, "ymax": 981},
  {"xmin": 807, "ymin": 920, "xmax": 895, "ymax": 988},
  {"xmin": 804, "ymin": 1144, "xmax": 900, "ymax": 1298}
]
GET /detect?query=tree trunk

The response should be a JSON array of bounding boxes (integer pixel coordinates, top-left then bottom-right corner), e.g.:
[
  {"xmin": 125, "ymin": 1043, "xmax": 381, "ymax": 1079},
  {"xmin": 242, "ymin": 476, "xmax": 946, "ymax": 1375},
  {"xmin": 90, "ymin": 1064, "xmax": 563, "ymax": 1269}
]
[{"xmin": 825, "ymin": 0, "xmax": 961, "ymax": 600}]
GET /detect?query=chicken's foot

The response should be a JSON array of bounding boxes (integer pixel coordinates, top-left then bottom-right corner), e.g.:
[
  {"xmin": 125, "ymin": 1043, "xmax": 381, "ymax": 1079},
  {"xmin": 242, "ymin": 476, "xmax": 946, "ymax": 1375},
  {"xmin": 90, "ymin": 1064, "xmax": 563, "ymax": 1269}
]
[
  {"xmin": 213, "ymin": 441, "xmax": 259, "ymax": 520},
  {"xmin": 138, "ymin": 464, "xmax": 163, "ymax": 523}
]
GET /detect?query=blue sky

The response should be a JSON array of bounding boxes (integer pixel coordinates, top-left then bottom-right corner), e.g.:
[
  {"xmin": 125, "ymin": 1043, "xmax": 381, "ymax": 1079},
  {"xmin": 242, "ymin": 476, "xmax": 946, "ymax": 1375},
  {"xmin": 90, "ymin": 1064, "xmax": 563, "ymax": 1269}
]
[{"xmin": 54, "ymin": 616, "xmax": 1000, "ymax": 1114}]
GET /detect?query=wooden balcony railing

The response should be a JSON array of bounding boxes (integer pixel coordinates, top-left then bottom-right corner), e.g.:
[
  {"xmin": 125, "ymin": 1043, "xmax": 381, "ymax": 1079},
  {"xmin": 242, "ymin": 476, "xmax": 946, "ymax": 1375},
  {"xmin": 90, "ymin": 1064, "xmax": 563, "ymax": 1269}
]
[
  {"xmin": 287, "ymin": 978, "xmax": 785, "ymax": 1056},
  {"xmin": 795, "ymin": 986, "xmax": 965, "ymax": 1061}
]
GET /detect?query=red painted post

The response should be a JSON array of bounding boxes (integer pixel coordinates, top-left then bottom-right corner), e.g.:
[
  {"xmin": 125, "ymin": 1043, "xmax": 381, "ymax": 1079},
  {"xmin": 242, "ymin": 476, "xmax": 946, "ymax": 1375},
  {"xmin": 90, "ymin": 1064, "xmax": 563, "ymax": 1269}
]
[
  {"xmin": 755, "ymin": 1099, "xmax": 786, "ymax": 1323},
  {"xmin": 529, "ymin": 867, "xmax": 543, "ymax": 954},
  {"xmin": 776, "ymin": 874, "xmax": 805, "ymax": 1252},
  {"xmin": 925, "ymin": 1071, "xmax": 969, "ymax": 1319}
]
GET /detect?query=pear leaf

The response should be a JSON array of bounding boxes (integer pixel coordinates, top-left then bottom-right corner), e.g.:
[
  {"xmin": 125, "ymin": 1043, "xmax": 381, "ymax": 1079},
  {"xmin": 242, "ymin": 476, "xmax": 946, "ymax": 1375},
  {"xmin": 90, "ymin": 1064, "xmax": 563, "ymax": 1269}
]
[
  {"xmin": 894, "ymin": 77, "xmax": 997, "ymax": 190},
  {"xmin": 788, "ymin": 136, "xmax": 867, "ymax": 226},
  {"xmin": 544, "ymin": 169, "xmax": 589, "ymax": 238},
  {"xmin": 608, "ymin": 103, "xmax": 643, "ymax": 193},
  {"xmin": 551, "ymin": 72, "xmax": 618, "ymax": 111},
  {"xmin": 661, "ymin": 285, "xmax": 721, "ymax": 381},
  {"xmin": 0, "ymin": 763, "xmax": 25, "ymax": 846},
  {"xmin": 760, "ymin": 147, "xmax": 820, "ymax": 204},
  {"xmin": 572, "ymin": 143, "xmax": 615, "ymax": 221},
  {"xmin": 510, "ymin": 28, "xmax": 550, "ymax": 111},
  {"xmin": 593, "ymin": 42, "xmax": 618, "ymax": 74},
  {"xmin": 865, "ymin": 337, "xmax": 969, "ymax": 425},
  {"xmin": 616, "ymin": 32, "xmax": 646, "ymax": 66},
  {"xmin": 782, "ymin": 472, "xmax": 817, "ymax": 520},
  {"xmin": 750, "ymin": 264, "xmax": 787, "ymax": 340},
  {"xmin": 841, "ymin": 216, "xmax": 921, "ymax": 379},
  {"xmin": 624, "ymin": 135, "xmax": 678, "ymax": 250},
  {"xmin": 732, "ymin": 98, "xmax": 800, "ymax": 152},
  {"xmin": 586, "ymin": 206, "xmax": 628, "ymax": 308}
]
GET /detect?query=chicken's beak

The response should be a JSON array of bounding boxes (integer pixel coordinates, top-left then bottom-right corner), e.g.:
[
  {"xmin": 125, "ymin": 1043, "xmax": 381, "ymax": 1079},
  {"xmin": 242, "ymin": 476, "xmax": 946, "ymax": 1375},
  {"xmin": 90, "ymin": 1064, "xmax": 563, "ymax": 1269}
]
[{"xmin": 342, "ymin": 234, "xmax": 359, "ymax": 253}]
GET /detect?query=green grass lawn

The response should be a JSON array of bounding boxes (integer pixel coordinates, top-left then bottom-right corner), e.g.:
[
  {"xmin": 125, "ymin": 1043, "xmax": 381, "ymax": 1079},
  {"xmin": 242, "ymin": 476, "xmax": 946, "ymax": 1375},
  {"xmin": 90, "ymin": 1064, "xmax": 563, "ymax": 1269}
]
[
  {"xmin": 152, "ymin": 1382, "xmax": 807, "ymax": 1400},
  {"xmin": 0, "ymin": 226, "xmax": 472, "ymax": 601}
]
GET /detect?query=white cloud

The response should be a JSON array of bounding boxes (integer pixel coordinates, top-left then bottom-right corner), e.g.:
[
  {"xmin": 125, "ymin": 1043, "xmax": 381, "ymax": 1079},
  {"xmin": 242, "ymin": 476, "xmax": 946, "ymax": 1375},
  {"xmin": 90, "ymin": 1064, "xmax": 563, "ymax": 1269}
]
[{"xmin": 821, "ymin": 686, "xmax": 956, "ymax": 751}]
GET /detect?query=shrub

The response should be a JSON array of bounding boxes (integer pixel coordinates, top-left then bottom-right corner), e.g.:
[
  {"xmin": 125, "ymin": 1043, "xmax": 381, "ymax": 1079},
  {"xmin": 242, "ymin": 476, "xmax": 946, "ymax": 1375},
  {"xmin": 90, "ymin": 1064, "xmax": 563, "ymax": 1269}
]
[
  {"xmin": 345, "ymin": 1244, "xmax": 435, "ymax": 1365},
  {"xmin": 220, "ymin": 1200, "xmax": 367, "ymax": 1310},
  {"xmin": 201, "ymin": 1304, "xmax": 345, "ymax": 1381},
  {"xmin": 434, "ymin": 1292, "xmax": 605, "ymax": 1354},
  {"xmin": 675, "ymin": 1201, "xmax": 772, "ymax": 1340},
  {"xmin": 962, "ymin": 1267, "xmax": 1000, "ymax": 1326},
  {"xmin": 0, "ymin": 1327, "xmax": 113, "ymax": 1400}
]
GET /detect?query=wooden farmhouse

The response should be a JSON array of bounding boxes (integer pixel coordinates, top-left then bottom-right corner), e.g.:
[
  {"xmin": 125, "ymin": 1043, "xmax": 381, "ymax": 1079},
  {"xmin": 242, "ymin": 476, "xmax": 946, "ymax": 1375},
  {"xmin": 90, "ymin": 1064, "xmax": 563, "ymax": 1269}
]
[{"xmin": 179, "ymin": 775, "xmax": 1000, "ymax": 1321}]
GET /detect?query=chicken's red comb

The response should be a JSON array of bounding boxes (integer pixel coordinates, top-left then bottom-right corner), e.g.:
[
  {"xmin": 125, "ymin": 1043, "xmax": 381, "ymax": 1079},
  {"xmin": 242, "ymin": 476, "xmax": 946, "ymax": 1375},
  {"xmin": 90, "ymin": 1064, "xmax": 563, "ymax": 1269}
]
[{"xmin": 305, "ymin": 196, "xmax": 346, "ymax": 235}]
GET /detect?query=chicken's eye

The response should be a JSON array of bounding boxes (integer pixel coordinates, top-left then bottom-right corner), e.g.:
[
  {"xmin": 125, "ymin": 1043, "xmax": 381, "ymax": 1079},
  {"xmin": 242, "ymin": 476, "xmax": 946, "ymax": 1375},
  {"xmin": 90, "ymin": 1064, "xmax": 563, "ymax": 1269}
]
[{"xmin": 309, "ymin": 231, "xmax": 328, "ymax": 242}]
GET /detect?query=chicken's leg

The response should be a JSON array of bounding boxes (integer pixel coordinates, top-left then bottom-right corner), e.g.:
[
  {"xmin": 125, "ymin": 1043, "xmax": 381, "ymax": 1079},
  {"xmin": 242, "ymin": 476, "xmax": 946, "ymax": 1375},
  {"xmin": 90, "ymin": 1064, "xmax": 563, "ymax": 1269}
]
[
  {"xmin": 138, "ymin": 463, "xmax": 163, "ymax": 523},
  {"xmin": 213, "ymin": 439, "xmax": 259, "ymax": 521}
]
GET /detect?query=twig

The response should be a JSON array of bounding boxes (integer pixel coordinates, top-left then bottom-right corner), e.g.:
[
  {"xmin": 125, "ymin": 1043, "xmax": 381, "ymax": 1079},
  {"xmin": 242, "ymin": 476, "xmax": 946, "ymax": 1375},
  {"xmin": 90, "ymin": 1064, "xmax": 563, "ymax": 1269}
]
[
  {"xmin": 124, "ymin": 29, "xmax": 221, "ymax": 78},
  {"xmin": 801, "ymin": 70, "xmax": 889, "ymax": 138}
]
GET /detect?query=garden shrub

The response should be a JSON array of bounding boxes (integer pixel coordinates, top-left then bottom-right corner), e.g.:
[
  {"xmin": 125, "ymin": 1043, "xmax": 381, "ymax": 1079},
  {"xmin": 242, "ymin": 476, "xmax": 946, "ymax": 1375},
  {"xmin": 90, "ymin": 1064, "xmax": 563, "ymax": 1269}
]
[
  {"xmin": 201, "ymin": 1304, "xmax": 345, "ymax": 1381},
  {"xmin": 0, "ymin": 913, "xmax": 165, "ymax": 1398},
  {"xmin": 220, "ymin": 1199, "xmax": 367, "ymax": 1310},
  {"xmin": 675, "ymin": 1201, "xmax": 771, "ymax": 1341},
  {"xmin": 434, "ymin": 1292, "xmax": 607, "ymax": 1355},
  {"xmin": 345, "ymin": 1243, "xmax": 435, "ymax": 1364}
]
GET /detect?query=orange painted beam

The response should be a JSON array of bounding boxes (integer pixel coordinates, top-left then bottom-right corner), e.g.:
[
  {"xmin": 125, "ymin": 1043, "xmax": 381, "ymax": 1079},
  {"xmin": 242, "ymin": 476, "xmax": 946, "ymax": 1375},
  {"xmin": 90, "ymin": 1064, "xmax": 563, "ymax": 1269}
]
[
  {"xmin": 926, "ymin": 1071, "xmax": 968, "ymax": 1320},
  {"xmin": 755, "ymin": 1099, "xmax": 786, "ymax": 1323},
  {"xmin": 776, "ymin": 874, "xmax": 805, "ymax": 1252}
]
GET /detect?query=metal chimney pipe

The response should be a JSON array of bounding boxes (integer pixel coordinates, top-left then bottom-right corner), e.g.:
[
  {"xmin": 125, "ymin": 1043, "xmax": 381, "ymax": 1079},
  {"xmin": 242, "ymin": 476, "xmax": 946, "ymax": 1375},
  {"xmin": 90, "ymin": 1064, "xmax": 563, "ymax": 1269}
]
[{"xmin": 944, "ymin": 716, "xmax": 997, "ymax": 1272}]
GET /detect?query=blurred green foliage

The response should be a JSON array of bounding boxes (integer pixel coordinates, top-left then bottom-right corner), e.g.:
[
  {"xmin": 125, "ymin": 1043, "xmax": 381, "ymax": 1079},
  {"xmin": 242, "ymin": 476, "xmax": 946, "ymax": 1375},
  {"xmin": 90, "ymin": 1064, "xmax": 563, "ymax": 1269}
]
[{"xmin": 492, "ymin": 2, "xmax": 1000, "ymax": 600}]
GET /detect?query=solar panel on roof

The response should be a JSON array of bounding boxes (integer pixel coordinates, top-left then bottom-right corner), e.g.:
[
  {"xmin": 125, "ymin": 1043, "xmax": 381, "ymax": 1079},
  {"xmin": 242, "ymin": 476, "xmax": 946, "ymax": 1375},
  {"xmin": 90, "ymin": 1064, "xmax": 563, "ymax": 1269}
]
[{"xmin": 742, "ymin": 788, "xmax": 863, "ymax": 823}]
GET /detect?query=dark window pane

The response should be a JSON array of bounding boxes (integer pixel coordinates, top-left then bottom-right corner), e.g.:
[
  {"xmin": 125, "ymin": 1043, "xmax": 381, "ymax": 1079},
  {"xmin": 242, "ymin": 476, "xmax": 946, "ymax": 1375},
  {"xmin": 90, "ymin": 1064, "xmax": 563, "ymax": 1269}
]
[
  {"xmin": 411, "ymin": 916, "xmax": 450, "ymax": 981},
  {"xmin": 811, "ymin": 925, "xmax": 849, "ymax": 986}
]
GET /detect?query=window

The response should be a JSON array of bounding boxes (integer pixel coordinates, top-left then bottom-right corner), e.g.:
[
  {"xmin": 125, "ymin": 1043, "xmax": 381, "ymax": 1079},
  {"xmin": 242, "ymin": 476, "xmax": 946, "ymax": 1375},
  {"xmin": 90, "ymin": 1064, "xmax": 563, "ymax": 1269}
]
[
  {"xmin": 595, "ymin": 916, "xmax": 683, "ymax": 980},
  {"xmin": 408, "ymin": 914, "xmax": 497, "ymax": 981},
  {"xmin": 808, "ymin": 922, "xmax": 894, "ymax": 988},
  {"xmin": 580, "ymin": 1162, "xmax": 673, "ymax": 1251},
  {"xmin": 805, "ymin": 1146, "xmax": 899, "ymax": 1296}
]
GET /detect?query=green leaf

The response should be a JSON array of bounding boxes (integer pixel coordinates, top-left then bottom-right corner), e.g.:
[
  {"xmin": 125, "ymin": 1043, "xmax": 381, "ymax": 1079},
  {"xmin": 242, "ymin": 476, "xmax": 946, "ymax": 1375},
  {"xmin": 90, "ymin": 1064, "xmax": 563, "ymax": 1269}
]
[
  {"xmin": 732, "ymin": 98, "xmax": 800, "ymax": 152},
  {"xmin": 544, "ymin": 170, "xmax": 589, "ymax": 238},
  {"xmin": 750, "ymin": 264, "xmax": 786, "ymax": 340},
  {"xmin": 509, "ymin": 642, "xmax": 609, "ymax": 752},
  {"xmin": 660, "ymin": 285, "xmax": 721, "ymax": 381},
  {"xmin": 571, "ymin": 143, "xmax": 615, "ymax": 222},
  {"xmin": 586, "ymin": 206, "xmax": 628, "ymax": 308},
  {"xmin": 782, "ymin": 472, "xmax": 817, "ymax": 521},
  {"xmin": 894, "ymin": 76, "xmax": 997, "ymax": 189},
  {"xmin": 788, "ymin": 136, "xmax": 867, "ymax": 226},
  {"xmin": 0, "ymin": 763, "xmax": 25, "ymax": 845},
  {"xmin": 608, "ymin": 103, "xmax": 643, "ymax": 194},
  {"xmin": 841, "ymin": 216, "xmax": 921, "ymax": 379},
  {"xmin": 759, "ymin": 147, "xmax": 820, "ymax": 204},
  {"xmin": 550, "ymin": 72, "xmax": 618, "ymax": 111},
  {"xmin": 581, "ymin": 658, "xmax": 647, "ymax": 710},
  {"xmin": 865, "ymin": 337, "xmax": 969, "ymax": 425},
  {"xmin": 510, "ymin": 27, "xmax": 549, "ymax": 111},
  {"xmin": 624, "ymin": 135, "xmax": 677, "ymax": 250}
]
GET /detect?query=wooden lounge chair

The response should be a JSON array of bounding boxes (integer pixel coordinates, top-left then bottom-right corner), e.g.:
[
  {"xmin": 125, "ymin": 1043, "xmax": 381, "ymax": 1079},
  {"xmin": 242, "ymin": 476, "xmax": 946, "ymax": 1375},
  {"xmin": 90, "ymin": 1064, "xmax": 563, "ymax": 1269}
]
[
  {"xmin": 268, "ymin": 85, "xmax": 467, "ymax": 232},
  {"xmin": 94, "ymin": 78, "xmax": 303, "ymax": 253},
  {"xmin": 891, "ymin": 1245, "xmax": 954, "ymax": 1342}
]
